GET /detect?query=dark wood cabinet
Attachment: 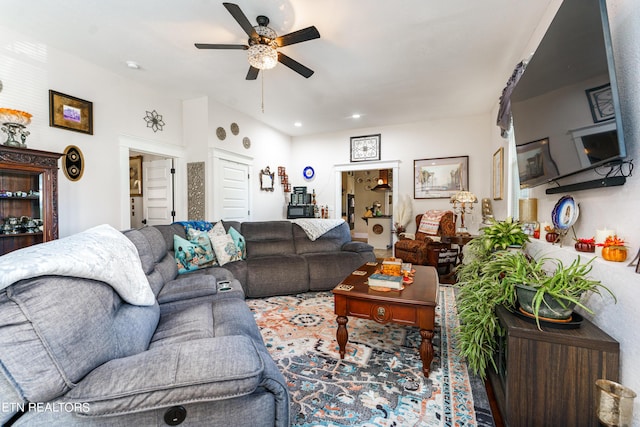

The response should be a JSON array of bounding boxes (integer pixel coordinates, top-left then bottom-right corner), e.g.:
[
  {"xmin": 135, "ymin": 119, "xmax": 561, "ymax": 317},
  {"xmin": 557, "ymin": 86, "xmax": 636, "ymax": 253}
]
[
  {"xmin": 0, "ymin": 146, "xmax": 62, "ymax": 255},
  {"xmin": 489, "ymin": 305, "xmax": 619, "ymax": 427}
]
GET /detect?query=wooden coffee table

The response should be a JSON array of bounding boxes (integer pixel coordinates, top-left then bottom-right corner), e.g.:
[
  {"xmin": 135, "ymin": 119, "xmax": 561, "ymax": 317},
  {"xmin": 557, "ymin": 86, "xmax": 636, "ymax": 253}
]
[{"xmin": 332, "ymin": 262, "xmax": 439, "ymax": 376}]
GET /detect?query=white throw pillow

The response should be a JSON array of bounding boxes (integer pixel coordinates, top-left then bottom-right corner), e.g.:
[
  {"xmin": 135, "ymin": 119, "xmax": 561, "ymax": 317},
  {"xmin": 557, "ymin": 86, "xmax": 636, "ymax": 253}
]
[{"xmin": 210, "ymin": 233, "xmax": 241, "ymax": 266}]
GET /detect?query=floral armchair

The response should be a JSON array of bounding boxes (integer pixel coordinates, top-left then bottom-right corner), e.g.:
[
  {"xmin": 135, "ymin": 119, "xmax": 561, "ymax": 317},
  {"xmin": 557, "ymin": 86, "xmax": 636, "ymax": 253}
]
[{"xmin": 394, "ymin": 210, "xmax": 457, "ymax": 272}]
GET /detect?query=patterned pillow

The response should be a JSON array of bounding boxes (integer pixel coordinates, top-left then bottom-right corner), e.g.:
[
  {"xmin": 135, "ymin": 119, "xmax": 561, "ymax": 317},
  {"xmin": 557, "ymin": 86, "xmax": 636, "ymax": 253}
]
[
  {"xmin": 228, "ymin": 226, "xmax": 246, "ymax": 259},
  {"xmin": 210, "ymin": 233, "xmax": 241, "ymax": 266},
  {"xmin": 173, "ymin": 232, "xmax": 216, "ymax": 274},
  {"xmin": 207, "ymin": 221, "xmax": 227, "ymax": 241}
]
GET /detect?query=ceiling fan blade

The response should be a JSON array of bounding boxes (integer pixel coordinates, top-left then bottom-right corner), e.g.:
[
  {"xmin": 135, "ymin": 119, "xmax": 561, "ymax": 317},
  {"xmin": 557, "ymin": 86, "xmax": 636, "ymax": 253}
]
[
  {"xmin": 246, "ymin": 66, "xmax": 260, "ymax": 80},
  {"xmin": 277, "ymin": 52, "xmax": 314, "ymax": 78},
  {"xmin": 194, "ymin": 43, "xmax": 248, "ymax": 50},
  {"xmin": 223, "ymin": 2, "xmax": 258, "ymax": 39},
  {"xmin": 275, "ymin": 26, "xmax": 320, "ymax": 47}
]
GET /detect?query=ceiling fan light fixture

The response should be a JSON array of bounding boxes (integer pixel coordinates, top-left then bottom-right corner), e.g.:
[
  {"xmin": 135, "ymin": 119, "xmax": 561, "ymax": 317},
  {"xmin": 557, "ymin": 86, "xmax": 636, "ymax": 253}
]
[{"xmin": 248, "ymin": 44, "xmax": 278, "ymax": 70}]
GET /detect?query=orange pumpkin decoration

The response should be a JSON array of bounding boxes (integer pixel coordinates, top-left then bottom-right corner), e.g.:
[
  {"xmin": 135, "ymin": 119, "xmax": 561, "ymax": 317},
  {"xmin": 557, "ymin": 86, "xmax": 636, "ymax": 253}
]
[
  {"xmin": 598, "ymin": 235, "xmax": 628, "ymax": 262},
  {"xmin": 601, "ymin": 246, "xmax": 628, "ymax": 262}
]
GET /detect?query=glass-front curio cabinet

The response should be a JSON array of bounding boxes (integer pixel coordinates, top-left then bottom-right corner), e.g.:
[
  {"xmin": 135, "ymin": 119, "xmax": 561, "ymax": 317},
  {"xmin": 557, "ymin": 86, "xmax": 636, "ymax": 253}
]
[{"xmin": 0, "ymin": 146, "xmax": 62, "ymax": 256}]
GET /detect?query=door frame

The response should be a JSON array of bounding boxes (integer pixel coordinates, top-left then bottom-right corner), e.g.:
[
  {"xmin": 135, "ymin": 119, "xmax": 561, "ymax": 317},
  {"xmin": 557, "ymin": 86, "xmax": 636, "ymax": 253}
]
[
  {"xmin": 334, "ymin": 160, "xmax": 400, "ymax": 237},
  {"xmin": 119, "ymin": 135, "xmax": 186, "ymax": 230},
  {"xmin": 210, "ymin": 148, "xmax": 253, "ymax": 221}
]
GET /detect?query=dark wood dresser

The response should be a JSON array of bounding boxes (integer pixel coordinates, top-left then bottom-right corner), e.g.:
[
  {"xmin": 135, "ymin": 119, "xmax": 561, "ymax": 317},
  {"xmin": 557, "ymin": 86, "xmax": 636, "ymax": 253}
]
[{"xmin": 489, "ymin": 305, "xmax": 620, "ymax": 427}]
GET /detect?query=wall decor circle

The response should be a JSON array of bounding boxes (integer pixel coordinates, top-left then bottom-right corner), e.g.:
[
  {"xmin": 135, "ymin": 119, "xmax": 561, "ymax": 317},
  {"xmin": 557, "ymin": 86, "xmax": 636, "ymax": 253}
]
[
  {"xmin": 242, "ymin": 137, "xmax": 251, "ymax": 149},
  {"xmin": 372, "ymin": 224, "xmax": 384, "ymax": 234},
  {"xmin": 230, "ymin": 122, "xmax": 239, "ymax": 135},
  {"xmin": 216, "ymin": 127, "xmax": 226, "ymax": 140},
  {"xmin": 303, "ymin": 166, "xmax": 315, "ymax": 180},
  {"xmin": 62, "ymin": 145, "xmax": 84, "ymax": 181}
]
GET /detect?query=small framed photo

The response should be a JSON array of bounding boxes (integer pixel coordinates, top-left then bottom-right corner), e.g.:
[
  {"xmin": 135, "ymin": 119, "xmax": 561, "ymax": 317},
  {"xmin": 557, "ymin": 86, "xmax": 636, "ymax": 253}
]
[
  {"xmin": 49, "ymin": 90, "xmax": 94, "ymax": 134},
  {"xmin": 129, "ymin": 156, "xmax": 143, "ymax": 197},
  {"xmin": 350, "ymin": 134, "xmax": 381, "ymax": 162},
  {"xmin": 492, "ymin": 147, "xmax": 504, "ymax": 200},
  {"xmin": 585, "ymin": 83, "xmax": 614, "ymax": 123},
  {"xmin": 414, "ymin": 156, "xmax": 469, "ymax": 199}
]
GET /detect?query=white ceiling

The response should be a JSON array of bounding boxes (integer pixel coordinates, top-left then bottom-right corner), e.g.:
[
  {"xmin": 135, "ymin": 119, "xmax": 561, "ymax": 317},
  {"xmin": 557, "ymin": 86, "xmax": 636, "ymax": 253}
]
[{"xmin": 0, "ymin": 0, "xmax": 553, "ymax": 137}]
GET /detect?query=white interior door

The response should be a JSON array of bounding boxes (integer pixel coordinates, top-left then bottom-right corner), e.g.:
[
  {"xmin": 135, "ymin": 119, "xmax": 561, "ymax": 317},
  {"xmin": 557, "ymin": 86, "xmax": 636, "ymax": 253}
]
[
  {"xmin": 220, "ymin": 159, "xmax": 249, "ymax": 221},
  {"xmin": 143, "ymin": 158, "xmax": 174, "ymax": 226}
]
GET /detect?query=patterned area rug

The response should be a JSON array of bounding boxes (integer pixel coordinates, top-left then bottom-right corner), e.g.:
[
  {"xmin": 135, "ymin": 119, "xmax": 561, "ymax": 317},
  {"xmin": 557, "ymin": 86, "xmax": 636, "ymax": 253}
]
[{"xmin": 247, "ymin": 286, "xmax": 495, "ymax": 427}]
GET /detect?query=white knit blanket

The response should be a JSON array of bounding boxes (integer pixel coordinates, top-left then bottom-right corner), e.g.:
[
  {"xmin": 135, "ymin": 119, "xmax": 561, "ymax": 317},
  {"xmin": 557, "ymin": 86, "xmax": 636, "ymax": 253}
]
[
  {"xmin": 292, "ymin": 218, "xmax": 345, "ymax": 241},
  {"xmin": 0, "ymin": 224, "xmax": 155, "ymax": 306}
]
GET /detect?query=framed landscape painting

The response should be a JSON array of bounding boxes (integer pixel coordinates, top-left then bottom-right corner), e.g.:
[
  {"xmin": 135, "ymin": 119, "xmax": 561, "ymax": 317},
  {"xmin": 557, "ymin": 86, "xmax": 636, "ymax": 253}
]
[
  {"xmin": 414, "ymin": 156, "xmax": 469, "ymax": 199},
  {"xmin": 49, "ymin": 90, "xmax": 93, "ymax": 134}
]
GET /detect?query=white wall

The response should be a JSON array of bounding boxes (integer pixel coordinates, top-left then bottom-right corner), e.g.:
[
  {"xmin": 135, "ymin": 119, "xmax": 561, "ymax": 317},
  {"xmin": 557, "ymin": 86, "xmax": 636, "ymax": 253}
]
[
  {"xmin": 291, "ymin": 114, "xmax": 494, "ymax": 235},
  {"xmin": 493, "ymin": 0, "xmax": 640, "ymax": 423},
  {"xmin": 0, "ymin": 26, "xmax": 184, "ymax": 237}
]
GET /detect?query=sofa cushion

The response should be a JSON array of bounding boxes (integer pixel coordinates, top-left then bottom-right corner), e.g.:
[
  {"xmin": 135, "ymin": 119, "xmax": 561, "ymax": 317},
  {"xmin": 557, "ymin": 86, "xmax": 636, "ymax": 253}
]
[
  {"xmin": 0, "ymin": 276, "xmax": 159, "ymax": 403},
  {"xmin": 241, "ymin": 221, "xmax": 296, "ymax": 257},
  {"xmin": 64, "ymin": 336, "xmax": 265, "ymax": 417},
  {"xmin": 304, "ymin": 252, "xmax": 369, "ymax": 291},
  {"xmin": 293, "ymin": 222, "xmax": 351, "ymax": 254},
  {"xmin": 157, "ymin": 274, "xmax": 218, "ymax": 306},
  {"xmin": 245, "ymin": 255, "xmax": 308, "ymax": 297}
]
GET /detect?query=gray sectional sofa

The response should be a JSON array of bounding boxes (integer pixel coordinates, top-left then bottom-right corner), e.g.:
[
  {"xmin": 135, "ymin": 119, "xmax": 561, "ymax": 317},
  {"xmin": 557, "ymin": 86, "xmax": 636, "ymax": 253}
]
[
  {"xmin": 0, "ymin": 219, "xmax": 374, "ymax": 426},
  {"xmin": 154, "ymin": 219, "xmax": 377, "ymax": 298}
]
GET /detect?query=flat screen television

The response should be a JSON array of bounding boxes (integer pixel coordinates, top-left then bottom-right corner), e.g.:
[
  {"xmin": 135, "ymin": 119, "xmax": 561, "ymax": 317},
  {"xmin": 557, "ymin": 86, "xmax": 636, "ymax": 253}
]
[{"xmin": 511, "ymin": 0, "xmax": 627, "ymax": 189}]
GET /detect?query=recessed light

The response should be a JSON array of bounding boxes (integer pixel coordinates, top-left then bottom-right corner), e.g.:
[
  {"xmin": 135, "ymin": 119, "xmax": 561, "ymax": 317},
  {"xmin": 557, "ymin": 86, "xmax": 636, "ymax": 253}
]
[
  {"xmin": 126, "ymin": 60, "xmax": 140, "ymax": 70},
  {"xmin": 352, "ymin": 114, "xmax": 361, "ymax": 119},
  {"xmin": 294, "ymin": 122, "xmax": 302, "ymax": 127}
]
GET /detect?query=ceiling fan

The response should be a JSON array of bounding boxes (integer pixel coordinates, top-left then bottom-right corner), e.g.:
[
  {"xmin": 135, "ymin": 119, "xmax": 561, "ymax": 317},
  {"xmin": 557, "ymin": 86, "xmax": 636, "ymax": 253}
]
[{"xmin": 195, "ymin": 2, "xmax": 320, "ymax": 80}]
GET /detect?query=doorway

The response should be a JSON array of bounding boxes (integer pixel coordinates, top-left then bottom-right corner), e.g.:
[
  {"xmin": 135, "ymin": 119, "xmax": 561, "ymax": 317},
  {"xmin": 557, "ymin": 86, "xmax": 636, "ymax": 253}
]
[
  {"xmin": 119, "ymin": 136, "xmax": 186, "ymax": 230},
  {"xmin": 334, "ymin": 160, "xmax": 400, "ymax": 252}
]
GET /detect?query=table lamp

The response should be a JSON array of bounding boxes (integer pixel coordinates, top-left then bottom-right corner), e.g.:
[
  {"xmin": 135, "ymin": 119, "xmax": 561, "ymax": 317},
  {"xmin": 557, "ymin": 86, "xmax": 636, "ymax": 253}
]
[{"xmin": 450, "ymin": 191, "xmax": 477, "ymax": 234}]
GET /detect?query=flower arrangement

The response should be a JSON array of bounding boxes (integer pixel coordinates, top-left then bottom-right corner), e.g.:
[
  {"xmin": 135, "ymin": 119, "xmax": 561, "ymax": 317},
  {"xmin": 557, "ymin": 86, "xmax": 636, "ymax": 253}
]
[
  {"xmin": 597, "ymin": 235, "xmax": 626, "ymax": 249},
  {"xmin": 597, "ymin": 235, "xmax": 628, "ymax": 262},
  {"xmin": 544, "ymin": 225, "xmax": 560, "ymax": 243},
  {"xmin": 0, "ymin": 108, "xmax": 32, "ymax": 126}
]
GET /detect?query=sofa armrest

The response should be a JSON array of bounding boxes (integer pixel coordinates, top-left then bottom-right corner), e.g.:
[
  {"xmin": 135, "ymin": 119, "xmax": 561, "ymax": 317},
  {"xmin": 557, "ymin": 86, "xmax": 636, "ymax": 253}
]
[
  {"xmin": 341, "ymin": 241, "xmax": 374, "ymax": 253},
  {"xmin": 64, "ymin": 336, "xmax": 267, "ymax": 417}
]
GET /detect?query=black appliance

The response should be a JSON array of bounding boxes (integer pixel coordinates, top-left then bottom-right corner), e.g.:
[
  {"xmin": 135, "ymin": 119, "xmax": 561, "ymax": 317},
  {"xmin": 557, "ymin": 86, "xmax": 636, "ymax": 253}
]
[{"xmin": 287, "ymin": 204, "xmax": 314, "ymax": 219}]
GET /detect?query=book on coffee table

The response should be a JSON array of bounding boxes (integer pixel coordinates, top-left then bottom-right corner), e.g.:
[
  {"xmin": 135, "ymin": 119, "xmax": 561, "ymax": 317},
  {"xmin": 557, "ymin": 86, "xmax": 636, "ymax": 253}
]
[{"xmin": 368, "ymin": 273, "xmax": 403, "ymax": 289}]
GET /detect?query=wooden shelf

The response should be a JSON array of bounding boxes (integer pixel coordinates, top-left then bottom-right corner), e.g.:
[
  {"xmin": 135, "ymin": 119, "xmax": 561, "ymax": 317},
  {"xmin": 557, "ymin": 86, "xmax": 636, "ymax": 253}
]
[{"xmin": 489, "ymin": 305, "xmax": 619, "ymax": 427}]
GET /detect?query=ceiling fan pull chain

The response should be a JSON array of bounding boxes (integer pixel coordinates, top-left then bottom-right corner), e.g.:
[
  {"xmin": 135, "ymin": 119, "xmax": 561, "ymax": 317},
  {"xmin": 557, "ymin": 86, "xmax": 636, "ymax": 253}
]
[{"xmin": 261, "ymin": 71, "xmax": 265, "ymax": 113}]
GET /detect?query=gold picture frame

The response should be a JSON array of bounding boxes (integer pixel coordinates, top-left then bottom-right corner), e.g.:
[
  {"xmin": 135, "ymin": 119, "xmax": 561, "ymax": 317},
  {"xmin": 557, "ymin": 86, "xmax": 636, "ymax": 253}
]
[
  {"xmin": 49, "ymin": 90, "xmax": 93, "ymax": 134},
  {"xmin": 129, "ymin": 156, "xmax": 143, "ymax": 197},
  {"xmin": 493, "ymin": 147, "xmax": 504, "ymax": 200}
]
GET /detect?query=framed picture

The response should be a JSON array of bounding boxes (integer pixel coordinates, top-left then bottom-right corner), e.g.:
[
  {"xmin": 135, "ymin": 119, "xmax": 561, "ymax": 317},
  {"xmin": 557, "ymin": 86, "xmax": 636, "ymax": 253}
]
[
  {"xmin": 129, "ymin": 156, "xmax": 143, "ymax": 197},
  {"xmin": 585, "ymin": 83, "xmax": 614, "ymax": 123},
  {"xmin": 516, "ymin": 137, "xmax": 559, "ymax": 187},
  {"xmin": 49, "ymin": 90, "xmax": 93, "ymax": 134},
  {"xmin": 414, "ymin": 156, "xmax": 469, "ymax": 199},
  {"xmin": 492, "ymin": 147, "xmax": 504, "ymax": 200},
  {"xmin": 350, "ymin": 134, "xmax": 381, "ymax": 162}
]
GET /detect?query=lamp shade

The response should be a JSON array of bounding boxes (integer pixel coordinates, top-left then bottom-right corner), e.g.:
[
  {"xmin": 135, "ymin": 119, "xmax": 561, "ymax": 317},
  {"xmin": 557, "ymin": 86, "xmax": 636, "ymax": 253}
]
[
  {"xmin": 450, "ymin": 191, "xmax": 477, "ymax": 204},
  {"xmin": 519, "ymin": 198, "xmax": 538, "ymax": 223}
]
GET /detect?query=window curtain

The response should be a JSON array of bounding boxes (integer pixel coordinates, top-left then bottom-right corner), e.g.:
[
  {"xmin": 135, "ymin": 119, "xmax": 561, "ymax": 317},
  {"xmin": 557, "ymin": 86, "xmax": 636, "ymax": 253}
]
[{"xmin": 496, "ymin": 61, "xmax": 526, "ymax": 138}]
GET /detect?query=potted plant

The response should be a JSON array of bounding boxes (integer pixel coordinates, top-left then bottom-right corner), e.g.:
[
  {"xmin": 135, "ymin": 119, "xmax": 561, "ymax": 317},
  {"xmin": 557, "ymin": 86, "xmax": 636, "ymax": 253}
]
[
  {"xmin": 455, "ymin": 243, "xmax": 615, "ymax": 378},
  {"xmin": 468, "ymin": 216, "xmax": 529, "ymax": 255}
]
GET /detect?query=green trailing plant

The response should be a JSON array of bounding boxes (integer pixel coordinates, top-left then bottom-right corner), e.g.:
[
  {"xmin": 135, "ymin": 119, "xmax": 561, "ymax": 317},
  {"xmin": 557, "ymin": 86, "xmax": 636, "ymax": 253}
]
[
  {"xmin": 476, "ymin": 216, "xmax": 530, "ymax": 252},
  {"xmin": 455, "ymin": 244, "xmax": 615, "ymax": 379}
]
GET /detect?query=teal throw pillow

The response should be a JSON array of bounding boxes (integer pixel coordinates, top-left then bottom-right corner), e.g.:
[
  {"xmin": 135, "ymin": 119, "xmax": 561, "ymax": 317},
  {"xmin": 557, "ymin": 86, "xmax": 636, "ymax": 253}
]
[
  {"xmin": 173, "ymin": 232, "xmax": 216, "ymax": 274},
  {"xmin": 228, "ymin": 226, "xmax": 246, "ymax": 259}
]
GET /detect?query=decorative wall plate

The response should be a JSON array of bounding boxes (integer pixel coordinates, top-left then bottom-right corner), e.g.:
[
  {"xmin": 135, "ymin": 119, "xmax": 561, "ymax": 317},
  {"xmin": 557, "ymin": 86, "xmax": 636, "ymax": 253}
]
[
  {"xmin": 62, "ymin": 145, "xmax": 84, "ymax": 181},
  {"xmin": 242, "ymin": 137, "xmax": 251, "ymax": 149},
  {"xmin": 552, "ymin": 195, "xmax": 579, "ymax": 230},
  {"xmin": 303, "ymin": 166, "xmax": 315, "ymax": 180},
  {"xmin": 216, "ymin": 127, "xmax": 226, "ymax": 140},
  {"xmin": 230, "ymin": 122, "xmax": 239, "ymax": 135}
]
